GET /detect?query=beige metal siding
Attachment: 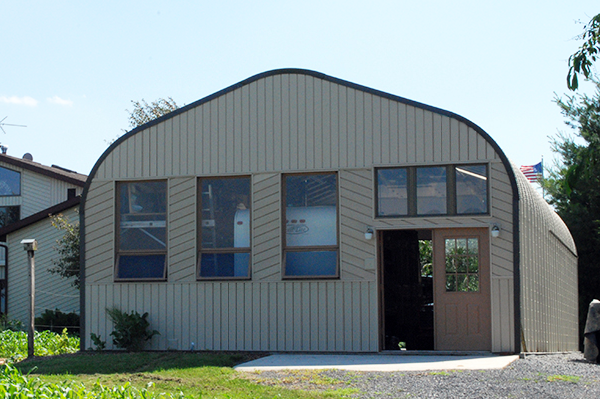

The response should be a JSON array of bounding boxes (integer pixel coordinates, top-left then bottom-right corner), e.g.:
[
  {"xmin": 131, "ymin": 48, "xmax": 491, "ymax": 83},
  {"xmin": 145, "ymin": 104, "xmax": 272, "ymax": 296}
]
[
  {"xmin": 7, "ymin": 207, "xmax": 80, "ymax": 324},
  {"xmin": 85, "ymin": 71, "xmax": 519, "ymax": 352},
  {"xmin": 86, "ymin": 280, "xmax": 377, "ymax": 352},
  {"xmin": 515, "ymin": 165, "xmax": 578, "ymax": 352}
]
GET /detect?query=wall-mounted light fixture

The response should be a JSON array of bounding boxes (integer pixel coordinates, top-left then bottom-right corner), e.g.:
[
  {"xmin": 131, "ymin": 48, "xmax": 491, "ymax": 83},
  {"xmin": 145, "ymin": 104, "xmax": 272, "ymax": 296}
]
[
  {"xmin": 365, "ymin": 227, "xmax": 374, "ymax": 240},
  {"xmin": 491, "ymin": 225, "xmax": 500, "ymax": 238}
]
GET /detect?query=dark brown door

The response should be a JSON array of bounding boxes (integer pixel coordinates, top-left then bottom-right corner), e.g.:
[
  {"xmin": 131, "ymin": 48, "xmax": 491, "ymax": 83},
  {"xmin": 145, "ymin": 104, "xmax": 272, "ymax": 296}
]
[{"xmin": 433, "ymin": 228, "xmax": 491, "ymax": 351}]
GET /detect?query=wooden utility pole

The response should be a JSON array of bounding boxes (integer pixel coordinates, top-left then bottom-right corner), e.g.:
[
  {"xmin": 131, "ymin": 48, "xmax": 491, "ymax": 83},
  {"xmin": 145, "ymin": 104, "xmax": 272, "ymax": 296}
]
[{"xmin": 21, "ymin": 239, "xmax": 37, "ymax": 359}]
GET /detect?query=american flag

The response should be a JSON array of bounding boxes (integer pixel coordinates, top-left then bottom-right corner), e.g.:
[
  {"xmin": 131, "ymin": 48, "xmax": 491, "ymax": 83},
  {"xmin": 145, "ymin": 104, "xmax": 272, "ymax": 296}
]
[{"xmin": 520, "ymin": 162, "xmax": 543, "ymax": 183}]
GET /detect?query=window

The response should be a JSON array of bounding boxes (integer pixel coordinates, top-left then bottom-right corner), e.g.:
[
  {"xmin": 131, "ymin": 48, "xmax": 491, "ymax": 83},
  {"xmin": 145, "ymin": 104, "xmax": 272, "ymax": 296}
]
[
  {"xmin": 416, "ymin": 167, "xmax": 447, "ymax": 215},
  {"xmin": 198, "ymin": 177, "xmax": 251, "ymax": 279},
  {"xmin": 116, "ymin": 181, "xmax": 167, "ymax": 280},
  {"xmin": 284, "ymin": 173, "xmax": 338, "ymax": 278},
  {"xmin": 376, "ymin": 164, "xmax": 488, "ymax": 217},
  {"xmin": 444, "ymin": 237, "xmax": 480, "ymax": 292},
  {"xmin": 0, "ymin": 167, "xmax": 20, "ymax": 196},
  {"xmin": 455, "ymin": 165, "xmax": 487, "ymax": 214},
  {"xmin": 0, "ymin": 206, "xmax": 19, "ymax": 228}
]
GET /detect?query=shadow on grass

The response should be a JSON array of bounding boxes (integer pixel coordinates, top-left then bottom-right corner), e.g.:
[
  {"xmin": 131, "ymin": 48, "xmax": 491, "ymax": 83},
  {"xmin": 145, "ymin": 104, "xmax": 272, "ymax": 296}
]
[{"xmin": 15, "ymin": 351, "xmax": 264, "ymax": 376}]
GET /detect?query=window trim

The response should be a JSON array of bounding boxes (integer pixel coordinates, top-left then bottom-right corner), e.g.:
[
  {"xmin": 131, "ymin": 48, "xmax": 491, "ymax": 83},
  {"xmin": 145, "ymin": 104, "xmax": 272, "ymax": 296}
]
[
  {"xmin": 375, "ymin": 163, "xmax": 489, "ymax": 218},
  {"xmin": 115, "ymin": 180, "xmax": 168, "ymax": 282},
  {"xmin": 282, "ymin": 172, "xmax": 340, "ymax": 280},
  {"xmin": 196, "ymin": 175, "xmax": 252, "ymax": 281}
]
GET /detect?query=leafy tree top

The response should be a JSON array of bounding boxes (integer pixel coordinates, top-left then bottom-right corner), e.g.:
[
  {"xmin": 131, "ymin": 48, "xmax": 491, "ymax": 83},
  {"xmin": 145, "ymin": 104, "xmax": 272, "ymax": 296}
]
[
  {"xmin": 568, "ymin": 13, "xmax": 600, "ymax": 90},
  {"xmin": 125, "ymin": 97, "xmax": 178, "ymax": 131}
]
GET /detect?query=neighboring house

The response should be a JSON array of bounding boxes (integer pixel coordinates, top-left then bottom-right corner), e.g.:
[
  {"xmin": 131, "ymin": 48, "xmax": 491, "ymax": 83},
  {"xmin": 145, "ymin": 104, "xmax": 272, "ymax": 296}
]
[
  {"xmin": 81, "ymin": 69, "xmax": 578, "ymax": 353},
  {"xmin": 0, "ymin": 153, "xmax": 87, "ymax": 324}
]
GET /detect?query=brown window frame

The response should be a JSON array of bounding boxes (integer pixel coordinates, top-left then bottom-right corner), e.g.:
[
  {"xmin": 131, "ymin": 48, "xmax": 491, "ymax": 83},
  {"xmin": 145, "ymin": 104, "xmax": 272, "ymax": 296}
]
[
  {"xmin": 196, "ymin": 175, "xmax": 252, "ymax": 281},
  {"xmin": 115, "ymin": 180, "xmax": 168, "ymax": 282},
  {"xmin": 282, "ymin": 172, "xmax": 340, "ymax": 279},
  {"xmin": 375, "ymin": 163, "xmax": 489, "ymax": 218}
]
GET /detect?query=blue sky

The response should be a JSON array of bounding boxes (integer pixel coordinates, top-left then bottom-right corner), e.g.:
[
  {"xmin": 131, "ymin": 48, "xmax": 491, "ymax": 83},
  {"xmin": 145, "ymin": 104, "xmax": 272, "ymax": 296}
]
[{"xmin": 1, "ymin": 1, "xmax": 598, "ymax": 175}]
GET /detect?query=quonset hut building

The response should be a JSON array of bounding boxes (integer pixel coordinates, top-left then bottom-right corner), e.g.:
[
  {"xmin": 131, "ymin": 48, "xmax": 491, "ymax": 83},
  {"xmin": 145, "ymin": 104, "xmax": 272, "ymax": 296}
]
[{"xmin": 80, "ymin": 69, "xmax": 578, "ymax": 353}]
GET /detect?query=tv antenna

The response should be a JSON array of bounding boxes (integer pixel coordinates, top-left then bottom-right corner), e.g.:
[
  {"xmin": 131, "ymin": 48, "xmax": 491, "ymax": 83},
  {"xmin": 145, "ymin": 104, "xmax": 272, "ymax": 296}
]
[{"xmin": 0, "ymin": 116, "xmax": 27, "ymax": 134}]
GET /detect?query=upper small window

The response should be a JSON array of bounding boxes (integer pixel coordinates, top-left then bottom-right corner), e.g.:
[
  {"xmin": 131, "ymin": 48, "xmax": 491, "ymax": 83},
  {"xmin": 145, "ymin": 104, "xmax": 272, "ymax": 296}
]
[
  {"xmin": 456, "ymin": 165, "xmax": 488, "ymax": 214},
  {"xmin": 116, "ymin": 181, "xmax": 167, "ymax": 280},
  {"xmin": 0, "ymin": 167, "xmax": 20, "ymax": 196},
  {"xmin": 377, "ymin": 168, "xmax": 408, "ymax": 216},
  {"xmin": 416, "ymin": 167, "xmax": 447, "ymax": 215},
  {"xmin": 376, "ymin": 164, "xmax": 488, "ymax": 217},
  {"xmin": 198, "ymin": 177, "xmax": 251, "ymax": 279}
]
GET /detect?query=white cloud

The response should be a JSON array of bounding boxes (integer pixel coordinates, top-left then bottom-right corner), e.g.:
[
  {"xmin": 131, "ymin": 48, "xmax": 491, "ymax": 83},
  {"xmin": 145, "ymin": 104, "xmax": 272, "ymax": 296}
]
[
  {"xmin": 0, "ymin": 96, "xmax": 38, "ymax": 106},
  {"xmin": 47, "ymin": 96, "xmax": 73, "ymax": 106}
]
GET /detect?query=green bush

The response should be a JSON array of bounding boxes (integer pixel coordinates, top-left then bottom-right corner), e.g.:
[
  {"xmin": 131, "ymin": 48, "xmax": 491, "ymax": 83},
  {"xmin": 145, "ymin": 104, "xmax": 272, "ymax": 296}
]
[
  {"xmin": 0, "ymin": 364, "xmax": 186, "ymax": 398},
  {"xmin": 35, "ymin": 309, "xmax": 80, "ymax": 335},
  {"xmin": 0, "ymin": 329, "xmax": 79, "ymax": 362},
  {"xmin": 0, "ymin": 314, "xmax": 23, "ymax": 332},
  {"xmin": 106, "ymin": 308, "xmax": 159, "ymax": 352}
]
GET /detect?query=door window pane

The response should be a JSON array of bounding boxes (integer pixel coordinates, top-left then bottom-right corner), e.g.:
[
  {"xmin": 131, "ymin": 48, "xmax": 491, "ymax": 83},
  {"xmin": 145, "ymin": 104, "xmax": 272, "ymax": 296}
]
[
  {"xmin": 456, "ymin": 165, "xmax": 487, "ymax": 214},
  {"xmin": 416, "ymin": 167, "xmax": 446, "ymax": 215},
  {"xmin": 444, "ymin": 237, "xmax": 479, "ymax": 292},
  {"xmin": 377, "ymin": 168, "xmax": 408, "ymax": 216}
]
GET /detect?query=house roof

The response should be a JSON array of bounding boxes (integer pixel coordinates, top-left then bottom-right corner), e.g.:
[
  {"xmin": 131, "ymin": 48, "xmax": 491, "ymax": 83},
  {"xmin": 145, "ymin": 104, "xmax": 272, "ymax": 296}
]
[
  {"xmin": 0, "ymin": 196, "xmax": 80, "ymax": 239},
  {"xmin": 0, "ymin": 153, "xmax": 87, "ymax": 186}
]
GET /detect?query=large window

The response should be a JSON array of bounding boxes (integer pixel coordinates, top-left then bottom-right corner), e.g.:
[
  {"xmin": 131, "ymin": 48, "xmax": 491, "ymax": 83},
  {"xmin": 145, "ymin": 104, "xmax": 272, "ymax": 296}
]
[
  {"xmin": 284, "ymin": 173, "xmax": 338, "ymax": 278},
  {"xmin": 116, "ymin": 181, "xmax": 167, "ymax": 280},
  {"xmin": 376, "ymin": 164, "xmax": 488, "ymax": 217},
  {"xmin": 0, "ymin": 206, "xmax": 19, "ymax": 227},
  {"xmin": 0, "ymin": 167, "xmax": 20, "ymax": 196},
  {"xmin": 198, "ymin": 177, "xmax": 251, "ymax": 279}
]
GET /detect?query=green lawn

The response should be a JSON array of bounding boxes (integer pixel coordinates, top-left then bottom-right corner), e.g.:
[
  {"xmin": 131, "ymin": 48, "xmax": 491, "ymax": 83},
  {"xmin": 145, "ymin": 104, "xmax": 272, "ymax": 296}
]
[{"xmin": 14, "ymin": 351, "xmax": 357, "ymax": 398}]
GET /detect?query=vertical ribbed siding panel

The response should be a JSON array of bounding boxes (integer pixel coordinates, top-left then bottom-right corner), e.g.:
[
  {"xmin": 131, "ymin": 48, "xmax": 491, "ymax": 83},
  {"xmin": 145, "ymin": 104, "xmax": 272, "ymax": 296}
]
[
  {"xmin": 339, "ymin": 169, "xmax": 377, "ymax": 281},
  {"xmin": 168, "ymin": 177, "xmax": 196, "ymax": 282},
  {"xmin": 84, "ymin": 180, "xmax": 114, "ymax": 284},
  {"xmin": 87, "ymin": 280, "xmax": 376, "ymax": 351},
  {"xmin": 515, "ymin": 165, "xmax": 578, "ymax": 352},
  {"xmin": 252, "ymin": 173, "xmax": 281, "ymax": 281}
]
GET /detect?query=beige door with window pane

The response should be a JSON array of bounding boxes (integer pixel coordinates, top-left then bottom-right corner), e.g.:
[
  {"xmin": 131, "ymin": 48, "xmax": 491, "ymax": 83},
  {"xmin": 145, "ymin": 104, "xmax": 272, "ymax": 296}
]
[{"xmin": 433, "ymin": 228, "xmax": 491, "ymax": 351}]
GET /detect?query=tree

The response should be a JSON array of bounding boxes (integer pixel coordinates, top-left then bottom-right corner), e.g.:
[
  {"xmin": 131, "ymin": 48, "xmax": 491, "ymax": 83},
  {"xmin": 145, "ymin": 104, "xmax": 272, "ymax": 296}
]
[
  {"xmin": 49, "ymin": 213, "xmax": 80, "ymax": 289},
  {"xmin": 125, "ymin": 97, "xmax": 179, "ymax": 131},
  {"xmin": 544, "ymin": 80, "xmax": 600, "ymax": 342},
  {"xmin": 568, "ymin": 13, "xmax": 600, "ymax": 90}
]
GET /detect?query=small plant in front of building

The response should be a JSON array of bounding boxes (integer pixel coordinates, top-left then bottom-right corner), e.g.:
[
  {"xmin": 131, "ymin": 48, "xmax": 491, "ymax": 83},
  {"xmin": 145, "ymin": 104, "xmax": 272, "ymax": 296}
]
[
  {"xmin": 89, "ymin": 333, "xmax": 106, "ymax": 351},
  {"xmin": 106, "ymin": 307, "xmax": 160, "ymax": 352}
]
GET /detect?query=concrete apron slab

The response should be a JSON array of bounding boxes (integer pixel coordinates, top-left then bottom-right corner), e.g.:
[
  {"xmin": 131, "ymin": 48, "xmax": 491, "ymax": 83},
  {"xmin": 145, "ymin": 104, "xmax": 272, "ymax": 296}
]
[{"xmin": 234, "ymin": 353, "xmax": 520, "ymax": 372}]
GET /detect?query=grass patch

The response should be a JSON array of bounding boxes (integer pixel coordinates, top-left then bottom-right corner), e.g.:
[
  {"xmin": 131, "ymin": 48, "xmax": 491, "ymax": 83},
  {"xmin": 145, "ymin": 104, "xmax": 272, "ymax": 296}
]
[
  {"xmin": 15, "ymin": 351, "xmax": 352, "ymax": 398},
  {"xmin": 546, "ymin": 374, "xmax": 580, "ymax": 383}
]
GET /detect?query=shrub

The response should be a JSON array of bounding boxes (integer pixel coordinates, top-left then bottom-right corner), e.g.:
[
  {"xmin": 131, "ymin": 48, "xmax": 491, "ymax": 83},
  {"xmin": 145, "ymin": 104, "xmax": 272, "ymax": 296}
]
[
  {"xmin": 106, "ymin": 308, "xmax": 159, "ymax": 352},
  {"xmin": 0, "ymin": 329, "xmax": 79, "ymax": 362},
  {"xmin": 35, "ymin": 309, "xmax": 80, "ymax": 335}
]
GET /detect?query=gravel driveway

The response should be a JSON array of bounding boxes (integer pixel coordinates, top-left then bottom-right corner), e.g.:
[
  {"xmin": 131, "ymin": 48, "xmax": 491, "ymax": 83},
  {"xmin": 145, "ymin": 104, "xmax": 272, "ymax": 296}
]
[{"xmin": 248, "ymin": 352, "xmax": 599, "ymax": 398}]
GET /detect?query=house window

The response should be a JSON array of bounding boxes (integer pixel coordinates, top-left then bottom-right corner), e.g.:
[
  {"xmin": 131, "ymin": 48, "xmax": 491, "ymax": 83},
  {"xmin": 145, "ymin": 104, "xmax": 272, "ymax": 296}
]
[
  {"xmin": 198, "ymin": 177, "xmax": 251, "ymax": 279},
  {"xmin": 284, "ymin": 173, "xmax": 338, "ymax": 278},
  {"xmin": 116, "ymin": 181, "xmax": 167, "ymax": 280},
  {"xmin": 0, "ymin": 206, "xmax": 19, "ymax": 228},
  {"xmin": 416, "ymin": 167, "xmax": 447, "ymax": 215},
  {"xmin": 376, "ymin": 164, "xmax": 488, "ymax": 217},
  {"xmin": 455, "ymin": 165, "xmax": 488, "ymax": 214},
  {"xmin": 0, "ymin": 167, "xmax": 20, "ymax": 196}
]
